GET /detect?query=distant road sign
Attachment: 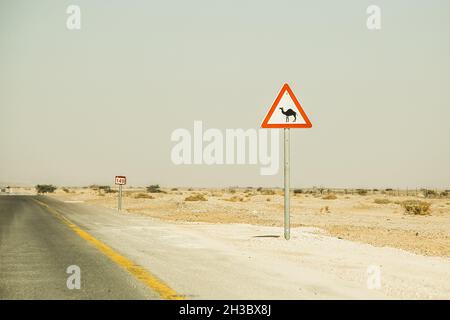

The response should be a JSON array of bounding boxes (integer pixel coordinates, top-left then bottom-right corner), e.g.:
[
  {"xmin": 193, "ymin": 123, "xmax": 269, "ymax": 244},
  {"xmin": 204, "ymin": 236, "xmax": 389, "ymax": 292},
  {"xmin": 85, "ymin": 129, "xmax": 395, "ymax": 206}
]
[
  {"xmin": 261, "ymin": 83, "xmax": 312, "ymax": 129},
  {"xmin": 115, "ymin": 176, "xmax": 126, "ymax": 185}
]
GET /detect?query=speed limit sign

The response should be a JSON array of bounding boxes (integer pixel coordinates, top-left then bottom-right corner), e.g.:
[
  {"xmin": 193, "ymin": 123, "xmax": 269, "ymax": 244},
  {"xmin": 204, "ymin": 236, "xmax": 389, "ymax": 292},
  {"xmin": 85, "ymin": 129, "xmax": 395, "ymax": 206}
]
[
  {"xmin": 115, "ymin": 176, "xmax": 126, "ymax": 212},
  {"xmin": 115, "ymin": 176, "xmax": 126, "ymax": 185}
]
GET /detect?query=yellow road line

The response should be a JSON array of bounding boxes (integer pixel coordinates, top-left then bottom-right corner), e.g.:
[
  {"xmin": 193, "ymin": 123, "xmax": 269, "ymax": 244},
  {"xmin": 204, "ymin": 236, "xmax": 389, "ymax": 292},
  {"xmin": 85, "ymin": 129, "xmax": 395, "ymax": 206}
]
[{"xmin": 33, "ymin": 198, "xmax": 184, "ymax": 300}]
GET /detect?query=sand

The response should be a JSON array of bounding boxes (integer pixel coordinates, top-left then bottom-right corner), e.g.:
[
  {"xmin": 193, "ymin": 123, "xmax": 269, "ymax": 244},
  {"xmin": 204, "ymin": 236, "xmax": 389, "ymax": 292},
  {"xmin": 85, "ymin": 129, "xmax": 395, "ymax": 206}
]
[{"xmin": 48, "ymin": 187, "xmax": 450, "ymax": 258}]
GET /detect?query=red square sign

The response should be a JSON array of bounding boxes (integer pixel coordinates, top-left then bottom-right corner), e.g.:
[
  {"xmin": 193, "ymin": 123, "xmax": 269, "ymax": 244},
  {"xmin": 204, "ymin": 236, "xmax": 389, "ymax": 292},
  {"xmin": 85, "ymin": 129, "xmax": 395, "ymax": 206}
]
[{"xmin": 115, "ymin": 176, "xmax": 126, "ymax": 185}]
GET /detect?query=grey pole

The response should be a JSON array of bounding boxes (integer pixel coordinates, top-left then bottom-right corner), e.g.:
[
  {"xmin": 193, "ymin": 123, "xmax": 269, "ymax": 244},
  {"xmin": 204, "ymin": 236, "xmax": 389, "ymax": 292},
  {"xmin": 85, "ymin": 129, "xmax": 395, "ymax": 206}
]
[
  {"xmin": 118, "ymin": 185, "xmax": 122, "ymax": 211},
  {"xmin": 284, "ymin": 128, "xmax": 290, "ymax": 240}
]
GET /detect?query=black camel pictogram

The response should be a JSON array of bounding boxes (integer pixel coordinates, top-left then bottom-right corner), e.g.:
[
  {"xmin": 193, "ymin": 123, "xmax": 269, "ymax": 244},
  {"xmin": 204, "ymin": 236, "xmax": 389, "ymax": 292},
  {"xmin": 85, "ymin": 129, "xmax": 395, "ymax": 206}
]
[{"xmin": 279, "ymin": 107, "xmax": 297, "ymax": 122}]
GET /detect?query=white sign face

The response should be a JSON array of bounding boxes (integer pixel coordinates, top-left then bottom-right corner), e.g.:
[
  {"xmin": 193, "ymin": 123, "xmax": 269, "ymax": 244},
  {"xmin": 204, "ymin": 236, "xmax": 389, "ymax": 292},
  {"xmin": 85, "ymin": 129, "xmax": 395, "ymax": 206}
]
[
  {"xmin": 115, "ymin": 176, "xmax": 126, "ymax": 185},
  {"xmin": 261, "ymin": 83, "xmax": 312, "ymax": 129}
]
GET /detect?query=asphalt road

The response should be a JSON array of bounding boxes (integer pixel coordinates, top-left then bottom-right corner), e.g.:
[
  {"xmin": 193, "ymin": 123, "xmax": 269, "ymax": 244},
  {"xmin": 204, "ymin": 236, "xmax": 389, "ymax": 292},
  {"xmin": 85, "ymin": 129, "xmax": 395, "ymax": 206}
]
[{"xmin": 0, "ymin": 195, "xmax": 159, "ymax": 299}]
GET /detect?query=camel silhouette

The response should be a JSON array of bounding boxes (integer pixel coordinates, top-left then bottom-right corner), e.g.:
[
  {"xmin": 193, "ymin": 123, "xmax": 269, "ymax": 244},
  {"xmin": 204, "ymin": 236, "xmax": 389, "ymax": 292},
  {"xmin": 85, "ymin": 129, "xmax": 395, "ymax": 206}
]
[{"xmin": 279, "ymin": 107, "xmax": 297, "ymax": 122}]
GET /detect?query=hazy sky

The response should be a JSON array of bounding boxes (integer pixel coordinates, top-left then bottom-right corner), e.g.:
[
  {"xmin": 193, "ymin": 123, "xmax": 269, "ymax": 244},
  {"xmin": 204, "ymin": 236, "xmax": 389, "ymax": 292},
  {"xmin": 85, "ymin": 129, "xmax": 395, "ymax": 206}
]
[{"xmin": 1, "ymin": 0, "xmax": 449, "ymax": 188}]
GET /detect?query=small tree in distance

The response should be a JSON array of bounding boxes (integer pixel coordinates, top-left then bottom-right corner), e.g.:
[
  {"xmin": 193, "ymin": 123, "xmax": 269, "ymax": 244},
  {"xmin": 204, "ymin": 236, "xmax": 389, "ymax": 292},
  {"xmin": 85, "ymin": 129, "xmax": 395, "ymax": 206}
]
[
  {"xmin": 36, "ymin": 184, "xmax": 57, "ymax": 194},
  {"xmin": 146, "ymin": 185, "xmax": 165, "ymax": 193}
]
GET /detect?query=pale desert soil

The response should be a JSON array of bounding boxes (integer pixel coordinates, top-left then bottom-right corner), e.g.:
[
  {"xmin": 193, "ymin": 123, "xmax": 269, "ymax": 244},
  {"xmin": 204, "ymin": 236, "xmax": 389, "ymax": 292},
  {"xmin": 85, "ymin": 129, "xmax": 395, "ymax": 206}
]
[{"xmin": 48, "ymin": 187, "xmax": 450, "ymax": 258}]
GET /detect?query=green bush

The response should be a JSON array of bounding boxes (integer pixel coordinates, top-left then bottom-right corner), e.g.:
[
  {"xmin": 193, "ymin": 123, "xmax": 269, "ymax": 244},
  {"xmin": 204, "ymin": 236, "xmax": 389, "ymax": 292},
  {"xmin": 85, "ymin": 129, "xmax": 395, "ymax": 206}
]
[
  {"xmin": 146, "ymin": 185, "xmax": 164, "ymax": 193},
  {"xmin": 356, "ymin": 189, "xmax": 368, "ymax": 195},
  {"xmin": 99, "ymin": 185, "xmax": 114, "ymax": 193},
  {"xmin": 35, "ymin": 184, "xmax": 57, "ymax": 194}
]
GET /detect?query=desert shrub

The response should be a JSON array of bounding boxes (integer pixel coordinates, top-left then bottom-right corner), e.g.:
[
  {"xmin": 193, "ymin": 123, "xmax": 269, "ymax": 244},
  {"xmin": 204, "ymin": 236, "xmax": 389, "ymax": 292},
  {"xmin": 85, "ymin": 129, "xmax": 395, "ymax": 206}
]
[
  {"xmin": 185, "ymin": 194, "xmax": 207, "ymax": 201},
  {"xmin": 256, "ymin": 187, "xmax": 263, "ymax": 192},
  {"xmin": 260, "ymin": 189, "xmax": 276, "ymax": 195},
  {"xmin": 356, "ymin": 189, "xmax": 368, "ymax": 195},
  {"xmin": 400, "ymin": 200, "xmax": 431, "ymax": 215},
  {"xmin": 98, "ymin": 185, "xmax": 114, "ymax": 193},
  {"xmin": 146, "ymin": 185, "xmax": 165, "ymax": 193},
  {"xmin": 223, "ymin": 196, "xmax": 244, "ymax": 202},
  {"xmin": 293, "ymin": 189, "xmax": 303, "ymax": 194},
  {"xmin": 374, "ymin": 198, "xmax": 391, "ymax": 204},
  {"xmin": 322, "ymin": 194, "xmax": 337, "ymax": 200},
  {"xmin": 62, "ymin": 187, "xmax": 70, "ymax": 193},
  {"xmin": 35, "ymin": 184, "xmax": 57, "ymax": 194},
  {"xmin": 422, "ymin": 189, "xmax": 437, "ymax": 198},
  {"xmin": 266, "ymin": 198, "xmax": 271, "ymax": 201},
  {"xmin": 320, "ymin": 206, "xmax": 330, "ymax": 213},
  {"xmin": 316, "ymin": 188, "xmax": 325, "ymax": 195},
  {"xmin": 228, "ymin": 188, "xmax": 236, "ymax": 194},
  {"xmin": 171, "ymin": 188, "xmax": 178, "ymax": 191},
  {"xmin": 134, "ymin": 193, "xmax": 154, "ymax": 199}
]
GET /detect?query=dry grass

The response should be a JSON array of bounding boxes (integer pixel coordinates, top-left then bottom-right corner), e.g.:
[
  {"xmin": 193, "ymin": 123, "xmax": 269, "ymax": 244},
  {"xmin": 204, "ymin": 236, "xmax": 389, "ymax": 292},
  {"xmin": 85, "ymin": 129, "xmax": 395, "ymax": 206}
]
[
  {"xmin": 322, "ymin": 194, "xmax": 337, "ymax": 200},
  {"xmin": 401, "ymin": 200, "xmax": 431, "ymax": 215},
  {"xmin": 185, "ymin": 194, "xmax": 207, "ymax": 201},
  {"xmin": 223, "ymin": 195, "xmax": 245, "ymax": 202},
  {"xmin": 374, "ymin": 198, "xmax": 391, "ymax": 204},
  {"xmin": 320, "ymin": 206, "xmax": 330, "ymax": 213},
  {"xmin": 134, "ymin": 193, "xmax": 154, "ymax": 199},
  {"xmin": 259, "ymin": 189, "xmax": 276, "ymax": 195}
]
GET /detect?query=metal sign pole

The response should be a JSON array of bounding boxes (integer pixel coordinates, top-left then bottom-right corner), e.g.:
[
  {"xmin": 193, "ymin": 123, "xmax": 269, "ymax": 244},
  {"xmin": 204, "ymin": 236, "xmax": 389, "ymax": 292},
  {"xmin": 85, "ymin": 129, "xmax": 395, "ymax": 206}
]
[
  {"xmin": 118, "ymin": 185, "xmax": 122, "ymax": 211},
  {"xmin": 284, "ymin": 128, "xmax": 290, "ymax": 240}
]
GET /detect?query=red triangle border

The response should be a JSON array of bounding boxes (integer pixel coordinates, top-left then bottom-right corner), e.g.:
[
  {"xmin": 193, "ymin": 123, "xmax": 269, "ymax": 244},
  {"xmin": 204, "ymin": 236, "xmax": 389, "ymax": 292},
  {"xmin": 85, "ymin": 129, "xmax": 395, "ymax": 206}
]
[{"xmin": 261, "ymin": 83, "xmax": 312, "ymax": 128}]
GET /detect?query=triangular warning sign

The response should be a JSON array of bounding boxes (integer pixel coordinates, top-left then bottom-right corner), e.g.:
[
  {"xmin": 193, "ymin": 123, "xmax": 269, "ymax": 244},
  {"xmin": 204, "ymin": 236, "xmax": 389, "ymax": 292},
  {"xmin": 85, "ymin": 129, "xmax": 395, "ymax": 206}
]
[{"xmin": 261, "ymin": 83, "xmax": 312, "ymax": 128}]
